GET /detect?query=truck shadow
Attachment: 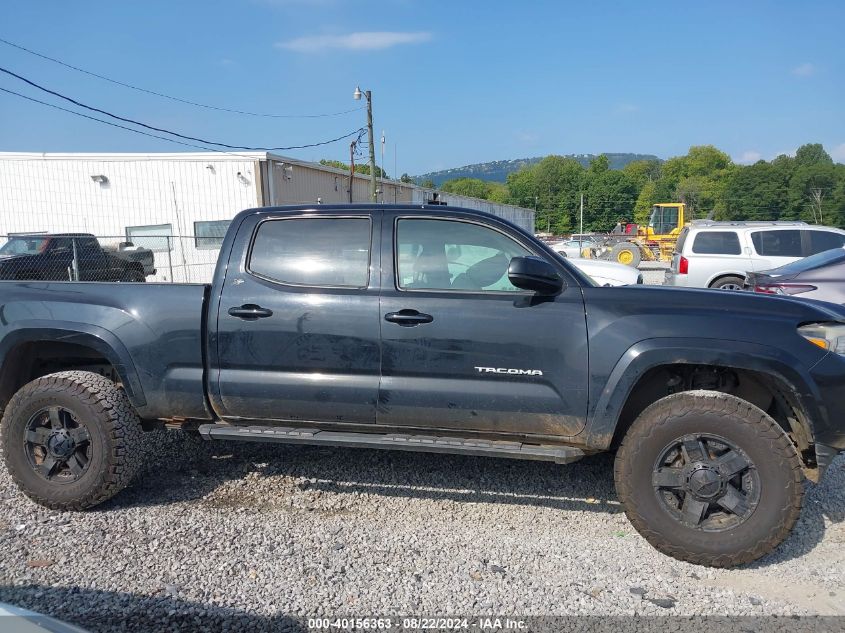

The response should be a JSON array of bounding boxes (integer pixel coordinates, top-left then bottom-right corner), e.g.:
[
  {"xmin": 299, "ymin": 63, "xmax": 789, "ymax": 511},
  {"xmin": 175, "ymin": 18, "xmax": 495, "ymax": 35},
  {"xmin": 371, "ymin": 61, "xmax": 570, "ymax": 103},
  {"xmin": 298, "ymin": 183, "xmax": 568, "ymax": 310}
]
[
  {"xmin": 0, "ymin": 584, "xmax": 306, "ymax": 633},
  {"xmin": 119, "ymin": 430, "xmax": 624, "ymax": 516},
  {"xmin": 109, "ymin": 431, "xmax": 844, "ymax": 567}
]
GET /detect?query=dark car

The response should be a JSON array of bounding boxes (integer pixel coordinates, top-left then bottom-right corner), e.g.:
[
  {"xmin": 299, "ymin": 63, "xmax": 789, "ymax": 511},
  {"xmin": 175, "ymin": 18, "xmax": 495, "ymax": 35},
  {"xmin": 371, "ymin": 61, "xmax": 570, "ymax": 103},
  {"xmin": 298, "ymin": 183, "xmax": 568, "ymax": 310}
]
[
  {"xmin": 746, "ymin": 247, "xmax": 845, "ymax": 304},
  {"xmin": 2, "ymin": 205, "xmax": 845, "ymax": 568},
  {"xmin": 0, "ymin": 233, "xmax": 152, "ymax": 282}
]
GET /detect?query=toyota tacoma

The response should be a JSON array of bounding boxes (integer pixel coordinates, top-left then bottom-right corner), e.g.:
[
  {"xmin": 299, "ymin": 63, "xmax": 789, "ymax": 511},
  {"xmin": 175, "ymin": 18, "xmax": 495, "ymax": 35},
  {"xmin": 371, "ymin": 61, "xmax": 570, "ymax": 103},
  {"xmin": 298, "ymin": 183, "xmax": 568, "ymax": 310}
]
[{"xmin": 1, "ymin": 204, "xmax": 844, "ymax": 567}]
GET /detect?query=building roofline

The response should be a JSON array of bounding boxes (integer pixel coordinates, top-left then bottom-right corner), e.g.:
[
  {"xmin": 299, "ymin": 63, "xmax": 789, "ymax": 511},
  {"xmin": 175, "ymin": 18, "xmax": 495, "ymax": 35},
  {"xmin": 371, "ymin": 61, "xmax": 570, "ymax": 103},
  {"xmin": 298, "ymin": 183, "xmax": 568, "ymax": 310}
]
[
  {"xmin": 0, "ymin": 151, "xmax": 535, "ymax": 214},
  {"xmin": 0, "ymin": 151, "xmax": 271, "ymax": 161}
]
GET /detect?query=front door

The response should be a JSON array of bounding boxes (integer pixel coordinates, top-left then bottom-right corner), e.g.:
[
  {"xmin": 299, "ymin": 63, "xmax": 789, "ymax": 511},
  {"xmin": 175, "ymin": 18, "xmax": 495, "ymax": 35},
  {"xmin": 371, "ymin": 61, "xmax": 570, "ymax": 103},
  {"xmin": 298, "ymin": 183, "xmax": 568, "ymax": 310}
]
[
  {"xmin": 377, "ymin": 213, "xmax": 589, "ymax": 437},
  {"xmin": 213, "ymin": 211, "xmax": 381, "ymax": 424}
]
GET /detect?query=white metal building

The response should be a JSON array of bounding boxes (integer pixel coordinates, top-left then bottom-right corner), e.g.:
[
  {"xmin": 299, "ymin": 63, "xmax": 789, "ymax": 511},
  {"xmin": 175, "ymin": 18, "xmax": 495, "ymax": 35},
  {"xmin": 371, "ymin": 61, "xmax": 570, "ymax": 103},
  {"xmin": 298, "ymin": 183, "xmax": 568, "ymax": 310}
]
[{"xmin": 0, "ymin": 152, "xmax": 534, "ymax": 282}]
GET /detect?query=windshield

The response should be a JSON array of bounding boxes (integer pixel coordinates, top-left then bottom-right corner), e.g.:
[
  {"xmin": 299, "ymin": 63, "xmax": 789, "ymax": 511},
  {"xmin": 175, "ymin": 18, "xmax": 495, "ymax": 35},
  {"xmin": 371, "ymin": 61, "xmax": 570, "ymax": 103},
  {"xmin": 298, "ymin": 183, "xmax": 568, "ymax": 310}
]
[
  {"xmin": 649, "ymin": 206, "xmax": 679, "ymax": 234},
  {"xmin": 0, "ymin": 236, "xmax": 48, "ymax": 256},
  {"xmin": 772, "ymin": 247, "xmax": 845, "ymax": 275}
]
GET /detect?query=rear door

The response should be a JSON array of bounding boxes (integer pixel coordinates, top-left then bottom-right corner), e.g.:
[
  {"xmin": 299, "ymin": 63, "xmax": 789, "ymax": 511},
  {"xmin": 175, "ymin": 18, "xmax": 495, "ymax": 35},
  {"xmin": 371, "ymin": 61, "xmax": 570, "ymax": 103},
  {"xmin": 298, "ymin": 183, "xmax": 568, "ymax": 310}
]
[
  {"xmin": 686, "ymin": 230, "xmax": 748, "ymax": 286},
  {"xmin": 377, "ymin": 211, "xmax": 589, "ymax": 437},
  {"xmin": 212, "ymin": 210, "xmax": 381, "ymax": 424},
  {"xmin": 748, "ymin": 229, "xmax": 804, "ymax": 271}
]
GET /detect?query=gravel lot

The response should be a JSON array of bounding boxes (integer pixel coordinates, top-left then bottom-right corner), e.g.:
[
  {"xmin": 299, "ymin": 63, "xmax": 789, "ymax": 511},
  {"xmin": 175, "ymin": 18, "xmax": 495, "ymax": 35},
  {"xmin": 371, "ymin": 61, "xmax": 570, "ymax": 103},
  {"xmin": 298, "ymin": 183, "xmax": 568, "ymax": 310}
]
[
  {"xmin": 0, "ymin": 261, "xmax": 841, "ymax": 631},
  {"xmin": 1, "ymin": 430, "xmax": 844, "ymax": 631}
]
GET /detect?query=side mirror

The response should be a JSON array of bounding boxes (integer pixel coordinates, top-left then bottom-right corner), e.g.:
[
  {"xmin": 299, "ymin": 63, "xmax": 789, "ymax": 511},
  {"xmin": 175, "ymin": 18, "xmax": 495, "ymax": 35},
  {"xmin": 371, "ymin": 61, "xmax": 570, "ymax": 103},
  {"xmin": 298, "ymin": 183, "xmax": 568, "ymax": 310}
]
[{"xmin": 508, "ymin": 256, "xmax": 564, "ymax": 295}]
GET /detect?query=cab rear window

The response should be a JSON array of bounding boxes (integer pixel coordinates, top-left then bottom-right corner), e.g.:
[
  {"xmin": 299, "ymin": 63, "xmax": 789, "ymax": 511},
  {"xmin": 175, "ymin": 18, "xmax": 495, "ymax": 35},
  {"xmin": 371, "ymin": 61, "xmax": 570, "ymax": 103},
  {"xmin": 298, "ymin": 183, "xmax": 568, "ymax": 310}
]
[{"xmin": 691, "ymin": 231, "xmax": 741, "ymax": 255}]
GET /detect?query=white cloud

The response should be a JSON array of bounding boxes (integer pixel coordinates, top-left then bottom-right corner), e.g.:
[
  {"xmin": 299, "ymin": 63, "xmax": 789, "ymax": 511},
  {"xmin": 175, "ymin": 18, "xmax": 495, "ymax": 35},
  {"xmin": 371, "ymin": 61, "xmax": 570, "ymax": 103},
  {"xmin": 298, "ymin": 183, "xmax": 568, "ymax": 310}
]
[
  {"xmin": 791, "ymin": 62, "xmax": 816, "ymax": 77},
  {"xmin": 831, "ymin": 143, "xmax": 845, "ymax": 163},
  {"xmin": 736, "ymin": 150, "xmax": 762, "ymax": 164},
  {"xmin": 277, "ymin": 31, "xmax": 431, "ymax": 53}
]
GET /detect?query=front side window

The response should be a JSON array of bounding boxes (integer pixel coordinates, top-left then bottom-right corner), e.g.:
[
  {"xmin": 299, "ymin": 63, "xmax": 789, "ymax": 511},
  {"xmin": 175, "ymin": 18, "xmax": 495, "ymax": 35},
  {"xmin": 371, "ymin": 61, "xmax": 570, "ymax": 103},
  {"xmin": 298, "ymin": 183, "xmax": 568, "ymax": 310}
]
[
  {"xmin": 396, "ymin": 218, "xmax": 531, "ymax": 292},
  {"xmin": 691, "ymin": 231, "xmax": 741, "ymax": 255},
  {"xmin": 249, "ymin": 217, "xmax": 370, "ymax": 287},
  {"xmin": 750, "ymin": 230, "xmax": 802, "ymax": 257}
]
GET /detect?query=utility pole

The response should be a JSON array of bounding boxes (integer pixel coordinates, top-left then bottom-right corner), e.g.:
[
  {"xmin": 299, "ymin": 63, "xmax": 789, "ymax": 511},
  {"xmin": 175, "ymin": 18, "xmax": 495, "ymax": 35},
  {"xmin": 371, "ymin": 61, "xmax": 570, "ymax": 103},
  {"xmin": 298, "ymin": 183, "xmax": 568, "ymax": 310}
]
[
  {"xmin": 810, "ymin": 187, "xmax": 824, "ymax": 224},
  {"xmin": 348, "ymin": 141, "xmax": 356, "ymax": 203},
  {"xmin": 380, "ymin": 130, "xmax": 385, "ymax": 204},
  {"xmin": 354, "ymin": 86, "xmax": 378, "ymax": 202}
]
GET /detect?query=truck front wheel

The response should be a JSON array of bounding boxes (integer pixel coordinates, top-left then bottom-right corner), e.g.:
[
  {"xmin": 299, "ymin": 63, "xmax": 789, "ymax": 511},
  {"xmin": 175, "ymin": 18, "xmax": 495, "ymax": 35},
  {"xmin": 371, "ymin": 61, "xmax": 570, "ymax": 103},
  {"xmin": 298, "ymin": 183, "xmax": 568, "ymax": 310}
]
[
  {"xmin": 614, "ymin": 391, "xmax": 803, "ymax": 567},
  {"xmin": 1, "ymin": 371, "xmax": 144, "ymax": 510}
]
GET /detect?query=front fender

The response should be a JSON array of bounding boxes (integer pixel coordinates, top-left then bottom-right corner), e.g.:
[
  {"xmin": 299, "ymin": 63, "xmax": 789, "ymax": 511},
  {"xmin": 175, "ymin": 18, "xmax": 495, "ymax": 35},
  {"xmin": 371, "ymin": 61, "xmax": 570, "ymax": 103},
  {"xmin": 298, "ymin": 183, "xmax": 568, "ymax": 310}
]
[
  {"xmin": 0, "ymin": 323, "xmax": 146, "ymax": 407},
  {"xmin": 583, "ymin": 337, "xmax": 824, "ymax": 450}
]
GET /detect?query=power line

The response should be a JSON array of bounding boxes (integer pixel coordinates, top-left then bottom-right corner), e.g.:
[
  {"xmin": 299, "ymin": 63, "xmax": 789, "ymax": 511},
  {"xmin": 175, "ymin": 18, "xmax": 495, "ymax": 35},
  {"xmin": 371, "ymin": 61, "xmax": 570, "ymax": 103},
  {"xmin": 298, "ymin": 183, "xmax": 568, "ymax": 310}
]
[
  {"xmin": 0, "ymin": 66, "xmax": 363, "ymax": 151},
  {"xmin": 0, "ymin": 87, "xmax": 361, "ymax": 159},
  {"xmin": 0, "ymin": 36, "xmax": 364, "ymax": 119},
  {"xmin": 0, "ymin": 87, "xmax": 253, "ymax": 156}
]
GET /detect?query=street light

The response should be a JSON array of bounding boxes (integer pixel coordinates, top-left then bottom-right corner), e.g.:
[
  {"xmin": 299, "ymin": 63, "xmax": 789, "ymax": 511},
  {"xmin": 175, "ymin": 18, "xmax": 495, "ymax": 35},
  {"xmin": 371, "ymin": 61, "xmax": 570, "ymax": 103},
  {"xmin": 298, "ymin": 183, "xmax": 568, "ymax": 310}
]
[{"xmin": 353, "ymin": 86, "xmax": 378, "ymax": 202}]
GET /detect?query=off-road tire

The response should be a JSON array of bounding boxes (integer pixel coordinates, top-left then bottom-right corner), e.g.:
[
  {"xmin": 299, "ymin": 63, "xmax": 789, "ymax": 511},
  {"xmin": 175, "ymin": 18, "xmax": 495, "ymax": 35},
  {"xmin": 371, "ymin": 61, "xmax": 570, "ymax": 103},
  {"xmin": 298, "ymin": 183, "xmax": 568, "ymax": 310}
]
[
  {"xmin": 610, "ymin": 243, "xmax": 642, "ymax": 267},
  {"xmin": 1, "ymin": 371, "xmax": 144, "ymax": 510},
  {"xmin": 710, "ymin": 275, "xmax": 745, "ymax": 291},
  {"xmin": 614, "ymin": 390, "xmax": 803, "ymax": 567}
]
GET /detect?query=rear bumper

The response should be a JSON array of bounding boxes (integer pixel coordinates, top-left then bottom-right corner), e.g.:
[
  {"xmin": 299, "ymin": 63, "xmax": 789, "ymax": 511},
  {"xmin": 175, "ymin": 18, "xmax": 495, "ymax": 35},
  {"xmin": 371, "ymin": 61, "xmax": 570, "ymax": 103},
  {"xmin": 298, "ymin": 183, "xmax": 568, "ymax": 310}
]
[{"xmin": 663, "ymin": 271, "xmax": 690, "ymax": 287}]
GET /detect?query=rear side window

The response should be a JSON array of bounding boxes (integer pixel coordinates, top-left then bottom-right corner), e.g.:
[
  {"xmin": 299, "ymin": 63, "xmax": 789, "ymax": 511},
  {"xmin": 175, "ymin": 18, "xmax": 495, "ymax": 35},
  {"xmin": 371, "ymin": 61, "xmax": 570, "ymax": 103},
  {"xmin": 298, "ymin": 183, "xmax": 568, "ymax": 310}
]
[
  {"xmin": 808, "ymin": 230, "xmax": 845, "ymax": 255},
  {"xmin": 750, "ymin": 230, "xmax": 802, "ymax": 257},
  {"xmin": 249, "ymin": 217, "xmax": 371, "ymax": 287},
  {"xmin": 691, "ymin": 231, "xmax": 741, "ymax": 255}
]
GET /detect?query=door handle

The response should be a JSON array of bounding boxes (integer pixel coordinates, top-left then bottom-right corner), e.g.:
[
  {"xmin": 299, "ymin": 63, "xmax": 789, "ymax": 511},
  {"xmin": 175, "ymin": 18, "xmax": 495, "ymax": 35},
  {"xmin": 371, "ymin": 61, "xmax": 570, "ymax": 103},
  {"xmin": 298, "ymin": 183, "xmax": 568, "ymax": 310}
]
[
  {"xmin": 384, "ymin": 309, "xmax": 433, "ymax": 326},
  {"xmin": 228, "ymin": 304, "xmax": 273, "ymax": 320}
]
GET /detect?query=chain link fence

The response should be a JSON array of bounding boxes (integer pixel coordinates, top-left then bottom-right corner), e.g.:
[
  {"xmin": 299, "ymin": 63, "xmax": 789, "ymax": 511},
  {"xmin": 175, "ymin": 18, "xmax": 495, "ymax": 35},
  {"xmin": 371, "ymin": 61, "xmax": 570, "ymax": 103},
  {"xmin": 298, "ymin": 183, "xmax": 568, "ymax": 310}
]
[{"xmin": 0, "ymin": 232, "xmax": 222, "ymax": 283}]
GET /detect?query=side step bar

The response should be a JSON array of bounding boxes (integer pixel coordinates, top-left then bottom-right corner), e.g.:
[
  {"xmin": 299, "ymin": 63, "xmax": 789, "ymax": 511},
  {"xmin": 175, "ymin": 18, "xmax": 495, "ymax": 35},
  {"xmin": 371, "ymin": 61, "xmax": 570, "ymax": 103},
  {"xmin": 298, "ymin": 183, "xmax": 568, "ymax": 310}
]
[{"xmin": 197, "ymin": 424, "xmax": 585, "ymax": 464}]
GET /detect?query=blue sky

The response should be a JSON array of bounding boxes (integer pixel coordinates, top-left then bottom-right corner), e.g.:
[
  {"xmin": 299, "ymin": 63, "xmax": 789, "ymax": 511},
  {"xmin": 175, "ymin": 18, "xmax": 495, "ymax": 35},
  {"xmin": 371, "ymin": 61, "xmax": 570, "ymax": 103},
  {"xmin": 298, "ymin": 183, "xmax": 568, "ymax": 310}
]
[{"xmin": 1, "ymin": 0, "xmax": 844, "ymax": 175}]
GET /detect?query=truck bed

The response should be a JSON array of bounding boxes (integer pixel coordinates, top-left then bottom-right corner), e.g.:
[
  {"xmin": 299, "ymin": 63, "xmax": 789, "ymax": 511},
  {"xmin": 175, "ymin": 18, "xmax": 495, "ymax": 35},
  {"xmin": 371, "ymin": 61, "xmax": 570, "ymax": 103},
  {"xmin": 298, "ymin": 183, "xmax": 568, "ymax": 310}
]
[{"xmin": 0, "ymin": 282, "xmax": 211, "ymax": 420}]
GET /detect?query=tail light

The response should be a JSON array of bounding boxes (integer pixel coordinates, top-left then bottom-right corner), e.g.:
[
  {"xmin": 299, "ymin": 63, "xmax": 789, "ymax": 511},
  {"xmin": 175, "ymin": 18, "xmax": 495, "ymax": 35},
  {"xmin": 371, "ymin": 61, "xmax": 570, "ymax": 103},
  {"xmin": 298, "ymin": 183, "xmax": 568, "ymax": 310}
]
[
  {"xmin": 678, "ymin": 256, "xmax": 688, "ymax": 275},
  {"xmin": 754, "ymin": 283, "xmax": 817, "ymax": 295}
]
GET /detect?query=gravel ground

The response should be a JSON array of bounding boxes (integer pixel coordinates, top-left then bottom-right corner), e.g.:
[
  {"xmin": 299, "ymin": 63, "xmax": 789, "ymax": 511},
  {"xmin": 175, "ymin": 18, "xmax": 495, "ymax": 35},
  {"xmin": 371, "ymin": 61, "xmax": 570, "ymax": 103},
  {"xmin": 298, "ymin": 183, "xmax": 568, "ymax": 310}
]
[{"xmin": 0, "ymin": 431, "xmax": 844, "ymax": 631}]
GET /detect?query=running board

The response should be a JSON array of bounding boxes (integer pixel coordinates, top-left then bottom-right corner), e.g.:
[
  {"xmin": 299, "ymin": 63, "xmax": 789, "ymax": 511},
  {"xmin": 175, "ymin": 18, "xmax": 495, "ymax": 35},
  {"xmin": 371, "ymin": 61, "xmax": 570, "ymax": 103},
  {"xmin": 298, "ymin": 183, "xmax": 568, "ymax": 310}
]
[{"xmin": 197, "ymin": 424, "xmax": 585, "ymax": 464}]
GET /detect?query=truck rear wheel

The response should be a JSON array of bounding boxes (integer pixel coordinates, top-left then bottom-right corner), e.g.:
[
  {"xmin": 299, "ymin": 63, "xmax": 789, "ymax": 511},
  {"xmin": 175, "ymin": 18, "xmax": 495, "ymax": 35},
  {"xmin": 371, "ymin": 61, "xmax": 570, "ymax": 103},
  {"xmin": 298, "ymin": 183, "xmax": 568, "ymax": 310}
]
[
  {"xmin": 614, "ymin": 391, "xmax": 803, "ymax": 567},
  {"xmin": 1, "ymin": 371, "xmax": 144, "ymax": 510},
  {"xmin": 610, "ymin": 243, "xmax": 642, "ymax": 267}
]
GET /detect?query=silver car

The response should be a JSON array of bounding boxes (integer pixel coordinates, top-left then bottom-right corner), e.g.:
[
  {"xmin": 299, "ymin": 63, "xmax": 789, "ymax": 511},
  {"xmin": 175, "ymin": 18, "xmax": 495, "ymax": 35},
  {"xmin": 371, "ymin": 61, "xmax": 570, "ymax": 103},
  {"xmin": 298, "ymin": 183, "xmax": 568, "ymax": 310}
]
[{"xmin": 745, "ymin": 248, "xmax": 845, "ymax": 304}]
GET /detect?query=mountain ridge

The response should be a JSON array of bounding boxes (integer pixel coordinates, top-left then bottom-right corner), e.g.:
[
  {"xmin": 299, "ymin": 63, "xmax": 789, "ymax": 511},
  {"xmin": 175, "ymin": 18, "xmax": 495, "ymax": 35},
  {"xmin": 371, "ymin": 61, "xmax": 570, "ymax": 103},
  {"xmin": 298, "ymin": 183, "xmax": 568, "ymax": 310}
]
[{"xmin": 415, "ymin": 153, "xmax": 661, "ymax": 186}]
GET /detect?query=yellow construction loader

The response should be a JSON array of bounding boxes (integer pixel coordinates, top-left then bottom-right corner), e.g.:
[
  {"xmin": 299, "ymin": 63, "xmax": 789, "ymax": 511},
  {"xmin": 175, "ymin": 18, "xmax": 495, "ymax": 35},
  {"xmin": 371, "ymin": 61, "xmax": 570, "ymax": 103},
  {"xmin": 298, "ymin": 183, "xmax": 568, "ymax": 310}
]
[{"xmin": 601, "ymin": 203, "xmax": 687, "ymax": 267}]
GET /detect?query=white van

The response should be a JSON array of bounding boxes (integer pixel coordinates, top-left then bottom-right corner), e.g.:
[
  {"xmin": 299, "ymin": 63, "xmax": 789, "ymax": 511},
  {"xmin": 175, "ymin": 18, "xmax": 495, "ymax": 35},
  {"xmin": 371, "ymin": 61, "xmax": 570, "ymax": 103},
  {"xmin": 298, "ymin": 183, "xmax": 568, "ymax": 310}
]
[{"xmin": 666, "ymin": 220, "xmax": 845, "ymax": 289}]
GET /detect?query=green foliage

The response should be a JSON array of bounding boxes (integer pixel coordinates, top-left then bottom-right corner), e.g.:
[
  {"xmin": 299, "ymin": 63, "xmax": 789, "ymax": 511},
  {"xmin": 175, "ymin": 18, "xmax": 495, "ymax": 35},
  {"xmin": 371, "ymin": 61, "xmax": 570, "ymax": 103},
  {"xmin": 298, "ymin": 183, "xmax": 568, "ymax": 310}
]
[
  {"xmin": 394, "ymin": 142, "xmax": 845, "ymax": 234},
  {"xmin": 419, "ymin": 178, "xmax": 436, "ymax": 189},
  {"xmin": 400, "ymin": 173, "xmax": 414, "ymax": 183},
  {"xmin": 440, "ymin": 177, "xmax": 497, "ymax": 199},
  {"xmin": 318, "ymin": 159, "xmax": 388, "ymax": 178}
]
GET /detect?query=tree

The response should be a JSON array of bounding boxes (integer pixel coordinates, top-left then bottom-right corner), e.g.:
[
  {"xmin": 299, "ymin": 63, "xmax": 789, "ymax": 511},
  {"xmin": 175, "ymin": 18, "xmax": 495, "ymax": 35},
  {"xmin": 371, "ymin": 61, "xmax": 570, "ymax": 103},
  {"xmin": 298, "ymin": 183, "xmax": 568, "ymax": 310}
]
[
  {"xmin": 584, "ymin": 169, "xmax": 638, "ymax": 231},
  {"xmin": 794, "ymin": 143, "xmax": 833, "ymax": 168},
  {"xmin": 400, "ymin": 173, "xmax": 414, "ymax": 183},
  {"xmin": 419, "ymin": 178, "xmax": 436, "ymax": 189},
  {"xmin": 441, "ymin": 178, "xmax": 494, "ymax": 199},
  {"xmin": 487, "ymin": 183, "xmax": 510, "ymax": 203},
  {"xmin": 633, "ymin": 180, "xmax": 657, "ymax": 225},
  {"xmin": 318, "ymin": 159, "xmax": 388, "ymax": 178},
  {"xmin": 623, "ymin": 159, "xmax": 662, "ymax": 189}
]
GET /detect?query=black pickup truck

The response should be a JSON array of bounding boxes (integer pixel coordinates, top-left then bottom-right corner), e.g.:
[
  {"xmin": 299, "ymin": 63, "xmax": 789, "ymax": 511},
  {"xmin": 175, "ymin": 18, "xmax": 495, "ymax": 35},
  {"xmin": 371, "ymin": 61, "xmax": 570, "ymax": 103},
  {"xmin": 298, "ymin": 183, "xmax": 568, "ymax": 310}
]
[
  {"xmin": 0, "ymin": 233, "xmax": 153, "ymax": 282},
  {"xmin": 1, "ymin": 205, "xmax": 844, "ymax": 567}
]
